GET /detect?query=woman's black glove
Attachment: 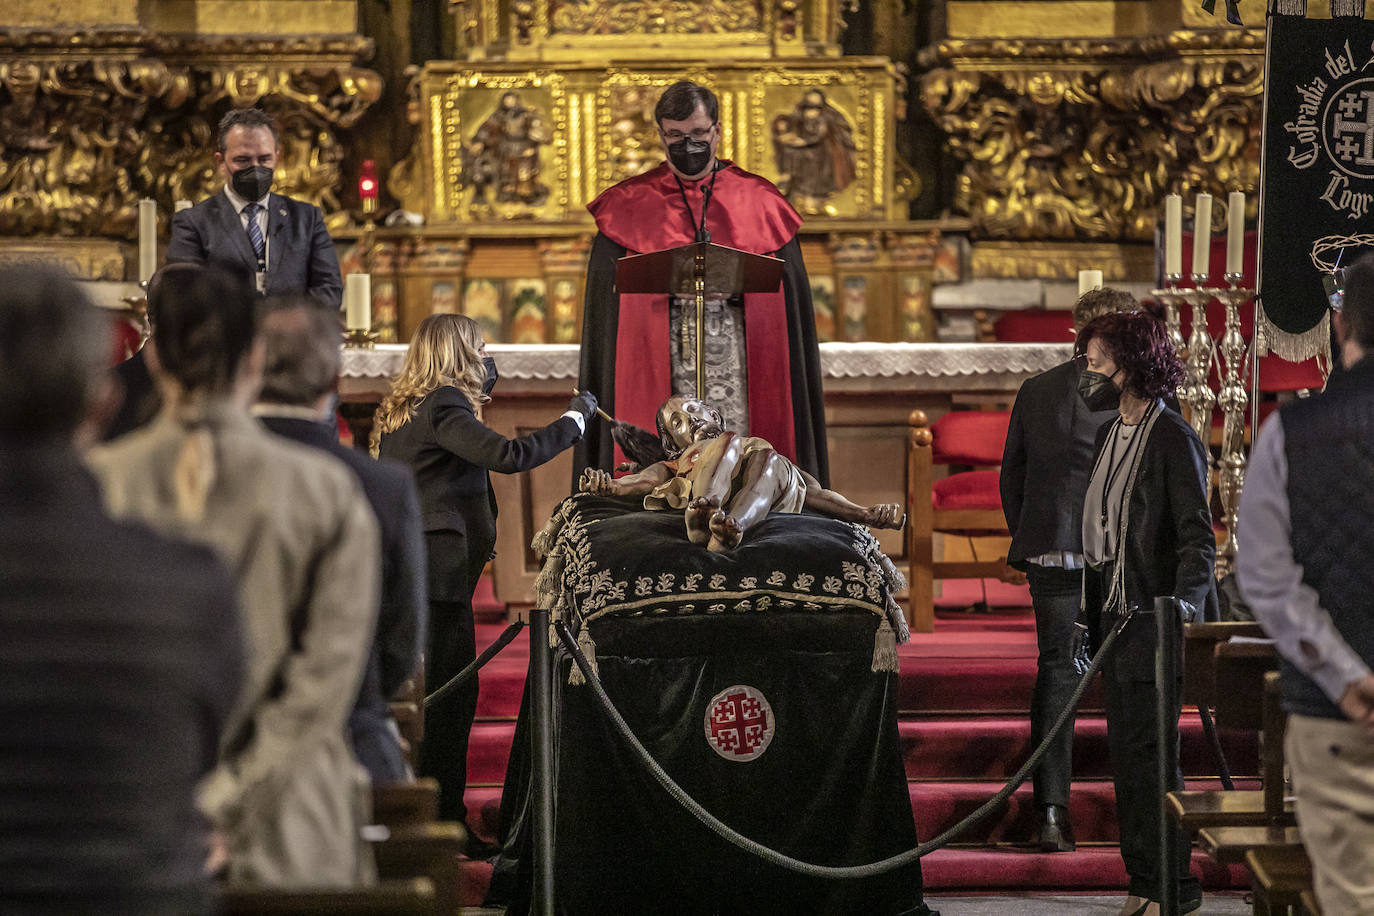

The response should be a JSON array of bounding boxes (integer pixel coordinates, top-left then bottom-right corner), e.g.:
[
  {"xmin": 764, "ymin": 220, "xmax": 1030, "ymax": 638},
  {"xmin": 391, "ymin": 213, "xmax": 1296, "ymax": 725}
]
[
  {"xmin": 1071, "ymin": 615, "xmax": 1092, "ymax": 677},
  {"xmin": 569, "ymin": 391, "xmax": 599, "ymax": 420}
]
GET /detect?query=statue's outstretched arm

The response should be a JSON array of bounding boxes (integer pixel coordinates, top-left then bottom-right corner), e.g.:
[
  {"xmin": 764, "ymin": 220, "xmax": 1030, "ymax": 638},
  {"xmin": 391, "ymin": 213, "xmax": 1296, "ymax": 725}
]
[
  {"xmin": 799, "ymin": 469, "xmax": 905, "ymax": 529},
  {"xmin": 580, "ymin": 463, "xmax": 672, "ymax": 496}
]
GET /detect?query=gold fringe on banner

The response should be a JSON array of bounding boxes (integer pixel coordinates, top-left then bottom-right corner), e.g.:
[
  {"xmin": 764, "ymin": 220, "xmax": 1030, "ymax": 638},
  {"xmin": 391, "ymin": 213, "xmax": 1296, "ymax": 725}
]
[
  {"xmin": 1256, "ymin": 306, "xmax": 1333, "ymax": 371},
  {"xmin": 1331, "ymin": 0, "xmax": 1366, "ymax": 15},
  {"xmin": 1267, "ymin": 0, "xmax": 1308, "ymax": 12}
]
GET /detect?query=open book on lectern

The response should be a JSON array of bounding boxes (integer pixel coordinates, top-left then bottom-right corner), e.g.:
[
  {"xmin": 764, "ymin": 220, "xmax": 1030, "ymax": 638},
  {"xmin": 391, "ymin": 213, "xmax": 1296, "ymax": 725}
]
[{"xmin": 614, "ymin": 241, "xmax": 784, "ymax": 297}]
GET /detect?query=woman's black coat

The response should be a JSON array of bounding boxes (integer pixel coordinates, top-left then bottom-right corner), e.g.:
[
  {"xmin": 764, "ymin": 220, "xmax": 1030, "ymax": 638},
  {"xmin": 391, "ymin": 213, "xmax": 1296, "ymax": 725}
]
[
  {"xmin": 1084, "ymin": 406, "xmax": 1219, "ymax": 680},
  {"xmin": 379, "ymin": 386, "xmax": 581, "ymax": 600}
]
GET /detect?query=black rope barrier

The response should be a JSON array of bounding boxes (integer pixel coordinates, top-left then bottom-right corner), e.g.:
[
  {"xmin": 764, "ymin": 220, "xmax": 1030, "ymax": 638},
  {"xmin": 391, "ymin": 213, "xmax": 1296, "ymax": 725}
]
[
  {"xmin": 553, "ymin": 610, "xmax": 1135, "ymax": 880},
  {"xmin": 424, "ymin": 620, "xmax": 526, "ymax": 709}
]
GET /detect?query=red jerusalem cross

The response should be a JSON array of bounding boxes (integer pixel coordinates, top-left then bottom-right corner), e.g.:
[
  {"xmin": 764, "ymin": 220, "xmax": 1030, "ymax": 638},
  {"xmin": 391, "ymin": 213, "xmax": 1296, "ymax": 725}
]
[{"xmin": 709, "ymin": 690, "xmax": 770, "ymax": 757}]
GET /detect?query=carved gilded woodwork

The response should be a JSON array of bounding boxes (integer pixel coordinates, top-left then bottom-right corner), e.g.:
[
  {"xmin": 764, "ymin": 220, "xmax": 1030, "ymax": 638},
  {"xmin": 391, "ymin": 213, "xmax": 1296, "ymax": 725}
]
[
  {"xmin": 418, "ymin": 60, "xmax": 904, "ymax": 223},
  {"xmin": 0, "ymin": 30, "xmax": 380, "ymax": 243},
  {"xmin": 449, "ymin": 0, "xmax": 850, "ymax": 61},
  {"xmin": 919, "ymin": 29, "xmax": 1264, "ymax": 249}
]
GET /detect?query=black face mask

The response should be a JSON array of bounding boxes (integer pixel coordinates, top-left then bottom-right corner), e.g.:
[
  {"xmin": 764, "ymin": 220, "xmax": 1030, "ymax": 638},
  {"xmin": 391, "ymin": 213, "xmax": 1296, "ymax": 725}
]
[
  {"xmin": 667, "ymin": 137, "xmax": 713, "ymax": 176},
  {"xmin": 1077, "ymin": 367, "xmax": 1122, "ymax": 412},
  {"xmin": 481, "ymin": 355, "xmax": 499, "ymax": 396},
  {"xmin": 231, "ymin": 164, "xmax": 274, "ymax": 201}
]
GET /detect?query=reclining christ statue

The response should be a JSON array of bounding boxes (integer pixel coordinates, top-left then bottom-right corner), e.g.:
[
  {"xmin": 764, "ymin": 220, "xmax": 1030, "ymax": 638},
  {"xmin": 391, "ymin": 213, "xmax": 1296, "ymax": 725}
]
[{"xmin": 580, "ymin": 395, "xmax": 903, "ymax": 552}]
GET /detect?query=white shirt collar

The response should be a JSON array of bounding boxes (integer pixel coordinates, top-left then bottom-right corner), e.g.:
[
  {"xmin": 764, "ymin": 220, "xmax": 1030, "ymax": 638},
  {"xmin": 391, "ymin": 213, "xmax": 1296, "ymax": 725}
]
[{"xmin": 224, "ymin": 183, "xmax": 270, "ymax": 212}]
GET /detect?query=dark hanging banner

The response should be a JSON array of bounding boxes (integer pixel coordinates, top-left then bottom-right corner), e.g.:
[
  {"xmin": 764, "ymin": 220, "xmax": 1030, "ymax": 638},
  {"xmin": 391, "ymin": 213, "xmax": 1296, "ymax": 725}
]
[{"xmin": 1261, "ymin": 15, "xmax": 1374, "ymax": 358}]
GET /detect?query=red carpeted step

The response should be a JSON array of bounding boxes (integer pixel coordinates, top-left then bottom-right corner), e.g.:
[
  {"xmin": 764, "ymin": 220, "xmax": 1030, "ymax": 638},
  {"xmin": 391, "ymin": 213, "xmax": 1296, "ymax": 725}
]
[
  {"xmin": 898, "ymin": 716, "xmax": 1258, "ymax": 780},
  {"xmin": 911, "ymin": 777, "xmax": 1257, "ymax": 845},
  {"xmin": 932, "ymin": 578, "xmax": 1033, "ymax": 610},
  {"xmin": 919, "ymin": 846, "xmax": 1249, "ymax": 892},
  {"xmin": 466, "ymin": 714, "xmax": 1261, "ymax": 788}
]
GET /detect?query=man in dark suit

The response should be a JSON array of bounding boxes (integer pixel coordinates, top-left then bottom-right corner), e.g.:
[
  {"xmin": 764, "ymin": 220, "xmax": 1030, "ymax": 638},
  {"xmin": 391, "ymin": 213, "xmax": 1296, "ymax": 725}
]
[
  {"xmin": 0, "ymin": 264, "xmax": 243, "ymax": 913},
  {"xmin": 166, "ymin": 108, "xmax": 343, "ymax": 308},
  {"xmin": 1000, "ymin": 286, "xmax": 1137, "ymax": 852},
  {"xmin": 254, "ymin": 296, "xmax": 427, "ymax": 785}
]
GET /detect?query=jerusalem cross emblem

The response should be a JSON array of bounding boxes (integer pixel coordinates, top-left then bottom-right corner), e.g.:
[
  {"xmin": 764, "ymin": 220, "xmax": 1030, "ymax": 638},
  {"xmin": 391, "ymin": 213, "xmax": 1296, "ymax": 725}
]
[{"xmin": 704, "ymin": 685, "xmax": 775, "ymax": 762}]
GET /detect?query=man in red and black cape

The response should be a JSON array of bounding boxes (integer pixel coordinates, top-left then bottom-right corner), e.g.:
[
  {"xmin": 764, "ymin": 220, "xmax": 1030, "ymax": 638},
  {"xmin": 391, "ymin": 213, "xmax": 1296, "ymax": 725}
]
[{"xmin": 573, "ymin": 80, "xmax": 830, "ymax": 487}]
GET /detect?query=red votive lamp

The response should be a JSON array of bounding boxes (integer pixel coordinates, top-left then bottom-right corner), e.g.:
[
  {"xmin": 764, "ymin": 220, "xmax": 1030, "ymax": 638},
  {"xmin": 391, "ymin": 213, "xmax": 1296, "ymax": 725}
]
[{"xmin": 359, "ymin": 159, "xmax": 378, "ymax": 216}]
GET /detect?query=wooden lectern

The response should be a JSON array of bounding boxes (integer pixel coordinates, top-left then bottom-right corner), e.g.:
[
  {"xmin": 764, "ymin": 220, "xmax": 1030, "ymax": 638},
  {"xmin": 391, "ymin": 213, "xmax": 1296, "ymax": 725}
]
[{"xmin": 615, "ymin": 242, "xmax": 784, "ymax": 397}]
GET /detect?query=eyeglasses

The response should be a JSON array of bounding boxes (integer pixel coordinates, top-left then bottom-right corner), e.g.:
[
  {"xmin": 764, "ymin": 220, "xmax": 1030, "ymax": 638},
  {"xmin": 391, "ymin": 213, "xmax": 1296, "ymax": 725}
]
[{"xmin": 662, "ymin": 127, "xmax": 714, "ymax": 143}]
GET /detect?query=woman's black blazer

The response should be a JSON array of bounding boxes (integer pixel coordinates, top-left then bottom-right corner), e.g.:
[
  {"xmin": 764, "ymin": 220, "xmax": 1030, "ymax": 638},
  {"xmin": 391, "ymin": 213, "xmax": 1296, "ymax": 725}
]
[{"xmin": 380, "ymin": 386, "xmax": 581, "ymax": 597}]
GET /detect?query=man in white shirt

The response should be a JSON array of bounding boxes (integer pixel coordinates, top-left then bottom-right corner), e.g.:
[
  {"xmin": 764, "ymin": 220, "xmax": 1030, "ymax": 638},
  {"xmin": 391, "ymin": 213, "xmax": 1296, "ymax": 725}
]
[
  {"xmin": 166, "ymin": 108, "xmax": 342, "ymax": 307},
  {"xmin": 1236, "ymin": 254, "xmax": 1374, "ymax": 916}
]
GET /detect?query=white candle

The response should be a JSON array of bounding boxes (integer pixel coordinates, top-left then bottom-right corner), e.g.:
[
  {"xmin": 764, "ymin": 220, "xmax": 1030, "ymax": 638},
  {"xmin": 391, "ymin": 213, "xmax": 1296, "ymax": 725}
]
[
  {"xmin": 1165, "ymin": 194, "xmax": 1182, "ymax": 278},
  {"xmin": 174, "ymin": 199, "xmax": 192, "ymax": 213},
  {"xmin": 344, "ymin": 273, "xmax": 371, "ymax": 330},
  {"xmin": 137, "ymin": 199, "xmax": 157, "ymax": 284},
  {"xmin": 1078, "ymin": 269, "xmax": 1103, "ymax": 297},
  {"xmin": 1192, "ymin": 192, "xmax": 1213, "ymax": 280},
  {"xmin": 1226, "ymin": 191, "xmax": 1245, "ymax": 277}
]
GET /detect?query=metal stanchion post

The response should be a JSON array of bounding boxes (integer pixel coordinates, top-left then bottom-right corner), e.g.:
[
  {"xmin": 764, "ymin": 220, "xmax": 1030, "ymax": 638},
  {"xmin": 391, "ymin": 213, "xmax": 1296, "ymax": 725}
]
[
  {"xmin": 530, "ymin": 607, "xmax": 555, "ymax": 916},
  {"xmin": 1155, "ymin": 598, "xmax": 1180, "ymax": 916}
]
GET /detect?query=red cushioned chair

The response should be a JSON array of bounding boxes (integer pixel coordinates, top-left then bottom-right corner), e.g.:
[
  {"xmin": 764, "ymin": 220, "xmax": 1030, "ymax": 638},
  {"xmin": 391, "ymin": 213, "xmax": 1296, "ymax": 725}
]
[
  {"xmin": 992, "ymin": 308, "xmax": 1075, "ymax": 343},
  {"xmin": 905, "ymin": 409, "xmax": 1012, "ymax": 633}
]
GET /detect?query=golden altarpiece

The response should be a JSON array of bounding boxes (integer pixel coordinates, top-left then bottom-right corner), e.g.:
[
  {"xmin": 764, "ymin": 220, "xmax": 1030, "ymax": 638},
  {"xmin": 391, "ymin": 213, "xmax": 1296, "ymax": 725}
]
[{"xmin": 359, "ymin": 0, "xmax": 934, "ymax": 346}]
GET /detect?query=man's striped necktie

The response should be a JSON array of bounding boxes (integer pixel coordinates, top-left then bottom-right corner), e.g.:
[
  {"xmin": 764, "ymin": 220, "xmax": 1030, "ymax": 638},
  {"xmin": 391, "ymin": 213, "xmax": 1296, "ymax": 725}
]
[{"xmin": 243, "ymin": 202, "xmax": 265, "ymax": 265}]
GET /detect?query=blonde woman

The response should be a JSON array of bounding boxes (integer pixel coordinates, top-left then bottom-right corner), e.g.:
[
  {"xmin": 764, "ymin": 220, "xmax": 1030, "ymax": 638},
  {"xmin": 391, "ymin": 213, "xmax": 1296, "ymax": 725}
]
[{"xmin": 373, "ymin": 313, "xmax": 596, "ymax": 849}]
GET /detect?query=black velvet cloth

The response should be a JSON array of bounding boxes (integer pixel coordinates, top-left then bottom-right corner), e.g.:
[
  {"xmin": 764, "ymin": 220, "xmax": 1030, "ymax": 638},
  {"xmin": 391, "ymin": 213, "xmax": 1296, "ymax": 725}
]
[
  {"xmin": 554, "ymin": 613, "xmax": 926, "ymax": 916},
  {"xmin": 535, "ymin": 494, "xmax": 901, "ymax": 625},
  {"xmin": 490, "ymin": 495, "xmax": 929, "ymax": 915}
]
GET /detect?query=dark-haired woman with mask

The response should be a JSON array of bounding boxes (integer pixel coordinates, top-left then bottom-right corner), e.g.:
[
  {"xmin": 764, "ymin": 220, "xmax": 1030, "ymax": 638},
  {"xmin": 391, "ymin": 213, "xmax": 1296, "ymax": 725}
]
[
  {"xmin": 1072, "ymin": 310, "xmax": 1217, "ymax": 916},
  {"xmin": 372, "ymin": 313, "xmax": 597, "ymax": 852}
]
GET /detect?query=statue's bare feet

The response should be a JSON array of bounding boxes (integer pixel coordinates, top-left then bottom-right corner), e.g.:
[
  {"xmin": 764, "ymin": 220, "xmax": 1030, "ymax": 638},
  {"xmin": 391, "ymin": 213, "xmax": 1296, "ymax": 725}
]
[
  {"xmin": 580, "ymin": 468, "xmax": 617, "ymax": 495},
  {"xmin": 685, "ymin": 496, "xmax": 718, "ymax": 545},
  {"xmin": 864, "ymin": 503, "xmax": 906, "ymax": 530},
  {"xmin": 707, "ymin": 509, "xmax": 743, "ymax": 552}
]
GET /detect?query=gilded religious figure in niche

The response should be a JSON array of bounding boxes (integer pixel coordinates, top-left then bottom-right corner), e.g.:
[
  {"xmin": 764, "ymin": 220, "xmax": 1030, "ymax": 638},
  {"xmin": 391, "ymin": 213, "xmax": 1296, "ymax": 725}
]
[
  {"xmin": 772, "ymin": 89, "xmax": 857, "ymax": 216},
  {"xmin": 463, "ymin": 91, "xmax": 550, "ymax": 209}
]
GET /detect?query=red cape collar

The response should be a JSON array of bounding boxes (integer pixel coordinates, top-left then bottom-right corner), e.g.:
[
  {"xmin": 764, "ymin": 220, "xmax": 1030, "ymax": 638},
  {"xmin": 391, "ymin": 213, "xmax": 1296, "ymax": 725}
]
[{"xmin": 588, "ymin": 162, "xmax": 801, "ymax": 256}]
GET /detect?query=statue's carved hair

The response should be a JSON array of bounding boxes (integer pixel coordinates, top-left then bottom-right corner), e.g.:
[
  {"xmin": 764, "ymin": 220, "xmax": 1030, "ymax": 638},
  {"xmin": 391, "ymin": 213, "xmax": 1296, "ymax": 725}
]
[{"xmin": 371, "ymin": 313, "xmax": 488, "ymax": 455}]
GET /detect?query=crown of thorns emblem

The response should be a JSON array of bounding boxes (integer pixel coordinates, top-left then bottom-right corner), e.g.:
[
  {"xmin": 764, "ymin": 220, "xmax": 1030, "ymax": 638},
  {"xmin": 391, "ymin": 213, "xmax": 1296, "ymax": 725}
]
[{"xmin": 704, "ymin": 685, "xmax": 775, "ymax": 762}]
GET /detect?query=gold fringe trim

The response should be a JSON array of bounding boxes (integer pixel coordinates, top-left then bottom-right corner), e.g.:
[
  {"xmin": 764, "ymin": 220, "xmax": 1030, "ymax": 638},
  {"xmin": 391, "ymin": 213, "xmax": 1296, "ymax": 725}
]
[
  {"xmin": 531, "ymin": 500, "xmax": 570, "ymax": 558},
  {"xmin": 1256, "ymin": 310, "xmax": 1332, "ymax": 368},
  {"xmin": 567, "ymin": 626, "xmax": 598, "ymax": 686},
  {"xmin": 533, "ymin": 551, "xmax": 565, "ymax": 611},
  {"xmin": 871, "ymin": 617, "xmax": 899, "ymax": 673},
  {"xmin": 1331, "ymin": 0, "xmax": 1364, "ymax": 15},
  {"xmin": 1268, "ymin": 0, "xmax": 1306, "ymax": 13}
]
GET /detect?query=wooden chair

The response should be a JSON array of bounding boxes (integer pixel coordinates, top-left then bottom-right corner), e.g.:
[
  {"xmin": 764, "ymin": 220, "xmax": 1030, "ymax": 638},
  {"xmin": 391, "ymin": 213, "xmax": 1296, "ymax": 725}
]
[
  {"xmin": 905, "ymin": 408, "xmax": 1013, "ymax": 633},
  {"xmin": 1299, "ymin": 887, "xmax": 1323, "ymax": 916},
  {"xmin": 1247, "ymin": 844, "xmax": 1315, "ymax": 916},
  {"xmin": 1195, "ymin": 673, "xmax": 1297, "ymax": 870},
  {"xmin": 217, "ymin": 878, "xmax": 438, "ymax": 915},
  {"xmin": 372, "ymin": 822, "xmax": 467, "ymax": 914},
  {"xmin": 390, "ymin": 668, "xmax": 425, "ymax": 768},
  {"xmin": 373, "ymin": 778, "xmax": 441, "ymax": 830},
  {"xmin": 1168, "ymin": 624, "xmax": 1288, "ymax": 833}
]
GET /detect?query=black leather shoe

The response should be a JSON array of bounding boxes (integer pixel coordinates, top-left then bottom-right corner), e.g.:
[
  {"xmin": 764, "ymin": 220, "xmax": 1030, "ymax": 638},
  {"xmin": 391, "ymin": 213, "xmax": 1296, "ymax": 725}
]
[{"xmin": 1035, "ymin": 804, "xmax": 1076, "ymax": 852}]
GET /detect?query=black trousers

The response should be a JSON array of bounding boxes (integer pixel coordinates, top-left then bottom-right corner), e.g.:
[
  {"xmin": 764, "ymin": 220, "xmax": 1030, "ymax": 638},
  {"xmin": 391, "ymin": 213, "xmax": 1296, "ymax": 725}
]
[
  {"xmin": 421, "ymin": 596, "xmax": 479, "ymax": 822},
  {"xmin": 1087, "ymin": 566, "xmax": 1200, "ymax": 907},
  {"xmin": 1027, "ymin": 564, "xmax": 1083, "ymax": 808}
]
